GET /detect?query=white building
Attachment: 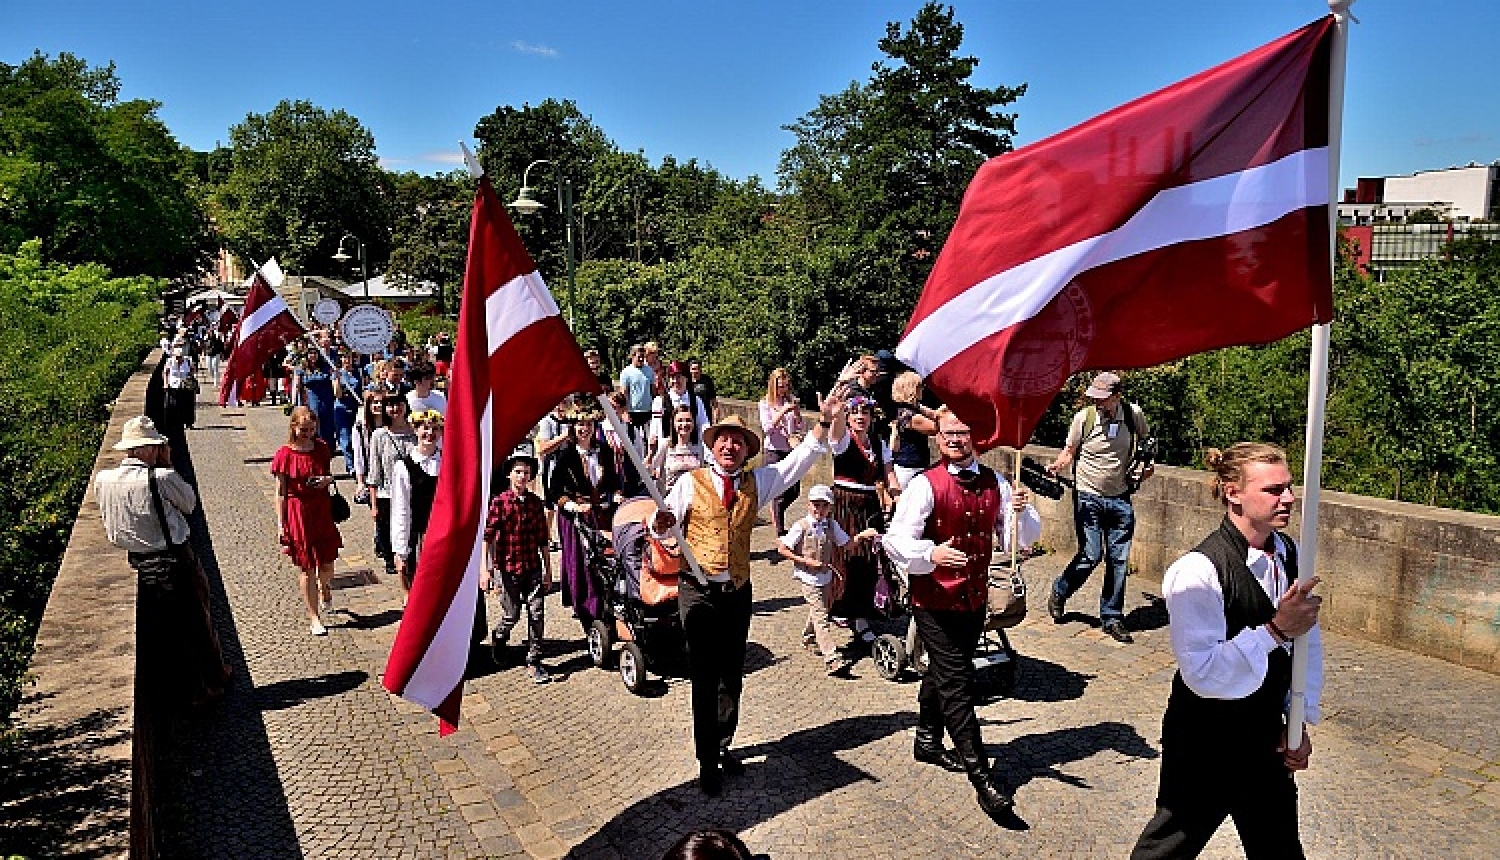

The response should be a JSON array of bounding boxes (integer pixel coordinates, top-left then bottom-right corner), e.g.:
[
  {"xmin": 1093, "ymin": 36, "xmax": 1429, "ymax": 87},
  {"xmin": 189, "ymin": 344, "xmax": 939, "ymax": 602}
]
[{"xmin": 1383, "ymin": 164, "xmax": 1498, "ymax": 221}]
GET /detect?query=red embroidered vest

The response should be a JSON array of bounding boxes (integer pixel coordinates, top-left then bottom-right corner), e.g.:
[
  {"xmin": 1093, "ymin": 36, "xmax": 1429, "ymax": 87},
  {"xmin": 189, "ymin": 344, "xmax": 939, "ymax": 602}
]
[{"xmin": 911, "ymin": 465, "xmax": 1000, "ymax": 613}]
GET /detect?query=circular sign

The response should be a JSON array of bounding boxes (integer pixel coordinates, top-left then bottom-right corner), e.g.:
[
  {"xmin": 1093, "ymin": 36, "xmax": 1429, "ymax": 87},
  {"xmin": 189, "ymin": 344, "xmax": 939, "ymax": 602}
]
[
  {"xmin": 312, "ymin": 298, "xmax": 343, "ymax": 325},
  {"xmin": 339, "ymin": 305, "xmax": 396, "ymax": 355}
]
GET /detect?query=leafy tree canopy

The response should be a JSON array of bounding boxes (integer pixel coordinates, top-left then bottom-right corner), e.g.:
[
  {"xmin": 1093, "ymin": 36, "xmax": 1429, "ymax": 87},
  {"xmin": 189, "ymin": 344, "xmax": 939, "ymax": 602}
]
[
  {"xmin": 211, "ymin": 99, "xmax": 393, "ymax": 275},
  {"xmin": 0, "ymin": 52, "xmax": 214, "ymax": 281}
]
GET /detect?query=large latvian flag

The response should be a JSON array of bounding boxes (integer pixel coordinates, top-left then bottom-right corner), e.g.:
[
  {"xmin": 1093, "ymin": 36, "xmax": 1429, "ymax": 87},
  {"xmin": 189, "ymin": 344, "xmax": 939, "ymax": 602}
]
[
  {"xmin": 219, "ymin": 259, "xmax": 303, "ymax": 407},
  {"xmin": 383, "ymin": 175, "xmax": 602, "ymax": 734},
  {"xmin": 897, "ymin": 16, "xmax": 1336, "ymax": 450}
]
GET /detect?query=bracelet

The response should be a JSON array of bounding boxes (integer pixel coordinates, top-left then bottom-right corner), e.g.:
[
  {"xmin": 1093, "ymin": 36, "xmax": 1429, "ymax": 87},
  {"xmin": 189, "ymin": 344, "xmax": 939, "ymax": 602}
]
[{"xmin": 1266, "ymin": 619, "xmax": 1290, "ymax": 644}]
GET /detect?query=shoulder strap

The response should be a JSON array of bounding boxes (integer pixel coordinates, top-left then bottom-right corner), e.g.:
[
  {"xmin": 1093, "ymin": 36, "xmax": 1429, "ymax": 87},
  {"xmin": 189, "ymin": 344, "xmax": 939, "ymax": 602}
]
[
  {"xmin": 1081, "ymin": 404, "xmax": 1098, "ymax": 442},
  {"xmin": 145, "ymin": 467, "xmax": 182, "ymax": 550}
]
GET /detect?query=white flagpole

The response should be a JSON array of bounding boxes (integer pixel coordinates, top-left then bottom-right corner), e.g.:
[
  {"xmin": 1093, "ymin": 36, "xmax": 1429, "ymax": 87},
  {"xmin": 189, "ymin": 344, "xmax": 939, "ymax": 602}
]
[
  {"xmin": 596, "ymin": 394, "xmax": 711, "ymax": 586},
  {"xmin": 1289, "ymin": 0, "xmax": 1355, "ymax": 750}
]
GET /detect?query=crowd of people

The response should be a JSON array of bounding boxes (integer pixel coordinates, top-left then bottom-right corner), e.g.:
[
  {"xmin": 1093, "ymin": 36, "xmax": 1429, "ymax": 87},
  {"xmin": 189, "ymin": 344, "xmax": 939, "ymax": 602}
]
[{"xmin": 113, "ymin": 308, "xmax": 1327, "ymax": 856}]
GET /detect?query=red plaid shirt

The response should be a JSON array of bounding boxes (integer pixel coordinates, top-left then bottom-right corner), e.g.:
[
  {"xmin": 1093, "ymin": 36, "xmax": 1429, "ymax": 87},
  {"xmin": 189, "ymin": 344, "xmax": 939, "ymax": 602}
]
[{"xmin": 484, "ymin": 488, "xmax": 548, "ymax": 574}]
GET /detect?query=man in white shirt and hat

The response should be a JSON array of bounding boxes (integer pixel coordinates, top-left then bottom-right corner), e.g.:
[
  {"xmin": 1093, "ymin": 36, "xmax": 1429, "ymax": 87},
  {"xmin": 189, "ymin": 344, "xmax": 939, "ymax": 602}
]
[
  {"xmin": 652, "ymin": 389, "xmax": 849, "ymax": 796},
  {"xmin": 95, "ymin": 416, "xmax": 229, "ymax": 705}
]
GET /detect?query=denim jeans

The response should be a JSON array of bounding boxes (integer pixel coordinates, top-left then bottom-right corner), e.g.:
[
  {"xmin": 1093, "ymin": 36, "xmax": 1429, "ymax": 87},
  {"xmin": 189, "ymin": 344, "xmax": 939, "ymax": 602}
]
[
  {"xmin": 333, "ymin": 402, "xmax": 357, "ymax": 473},
  {"xmin": 1052, "ymin": 491, "xmax": 1135, "ymax": 622}
]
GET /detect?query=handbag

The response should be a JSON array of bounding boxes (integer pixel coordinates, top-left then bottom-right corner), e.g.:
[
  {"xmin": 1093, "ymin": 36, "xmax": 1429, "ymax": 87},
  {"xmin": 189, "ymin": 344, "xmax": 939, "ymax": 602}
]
[
  {"xmin": 185, "ymin": 375, "xmax": 201, "ymax": 395},
  {"xmin": 985, "ymin": 565, "xmax": 1028, "ymax": 630},
  {"xmin": 329, "ymin": 481, "xmax": 352, "ymax": 523}
]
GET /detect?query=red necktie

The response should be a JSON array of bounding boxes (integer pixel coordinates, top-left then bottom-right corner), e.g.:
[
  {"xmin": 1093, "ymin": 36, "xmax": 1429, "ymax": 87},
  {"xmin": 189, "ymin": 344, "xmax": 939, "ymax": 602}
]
[{"xmin": 721, "ymin": 473, "xmax": 737, "ymax": 511}]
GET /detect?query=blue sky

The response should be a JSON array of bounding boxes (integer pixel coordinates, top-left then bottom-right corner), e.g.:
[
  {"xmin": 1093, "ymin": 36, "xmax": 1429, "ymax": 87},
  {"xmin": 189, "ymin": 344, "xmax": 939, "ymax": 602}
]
[{"xmin": 3, "ymin": 1, "xmax": 1493, "ymax": 190}]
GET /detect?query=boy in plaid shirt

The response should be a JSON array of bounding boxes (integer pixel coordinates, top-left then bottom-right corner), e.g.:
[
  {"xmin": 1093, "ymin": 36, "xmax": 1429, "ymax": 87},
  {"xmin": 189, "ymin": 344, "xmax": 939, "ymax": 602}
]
[{"xmin": 483, "ymin": 454, "xmax": 553, "ymax": 684}]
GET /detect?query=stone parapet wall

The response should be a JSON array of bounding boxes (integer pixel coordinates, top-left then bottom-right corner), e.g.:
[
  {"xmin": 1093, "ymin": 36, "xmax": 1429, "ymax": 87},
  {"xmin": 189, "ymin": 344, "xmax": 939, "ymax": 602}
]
[
  {"xmin": 15, "ymin": 350, "xmax": 161, "ymax": 859},
  {"xmin": 720, "ymin": 398, "xmax": 1500, "ymax": 674}
]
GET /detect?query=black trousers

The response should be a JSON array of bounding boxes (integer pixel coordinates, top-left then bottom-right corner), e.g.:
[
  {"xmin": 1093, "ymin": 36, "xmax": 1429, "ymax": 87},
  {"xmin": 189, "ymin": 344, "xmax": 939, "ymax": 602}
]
[
  {"xmin": 678, "ymin": 576, "xmax": 753, "ymax": 765},
  {"xmin": 913, "ymin": 608, "xmax": 987, "ymax": 768},
  {"xmin": 1130, "ymin": 738, "xmax": 1305, "ymax": 860}
]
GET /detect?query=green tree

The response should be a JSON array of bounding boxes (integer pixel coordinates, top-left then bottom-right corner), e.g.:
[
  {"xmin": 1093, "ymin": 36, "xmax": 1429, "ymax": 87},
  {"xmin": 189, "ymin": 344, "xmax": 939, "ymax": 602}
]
[
  {"xmin": 210, "ymin": 100, "xmax": 393, "ymax": 275},
  {"xmin": 0, "ymin": 52, "xmax": 214, "ymax": 280},
  {"xmin": 386, "ymin": 169, "xmax": 471, "ymax": 314},
  {"xmin": 776, "ymin": 2, "xmax": 1027, "ymax": 376}
]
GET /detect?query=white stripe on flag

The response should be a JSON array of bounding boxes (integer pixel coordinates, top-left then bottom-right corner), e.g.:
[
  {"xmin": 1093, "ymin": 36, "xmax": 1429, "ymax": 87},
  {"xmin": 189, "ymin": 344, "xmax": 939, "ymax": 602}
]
[
  {"xmin": 400, "ymin": 399, "xmax": 493, "ymax": 709},
  {"xmin": 239, "ymin": 293, "xmax": 296, "ymax": 341},
  {"xmin": 487, "ymin": 271, "xmax": 559, "ymax": 352},
  {"xmin": 898, "ymin": 147, "xmax": 1329, "ymax": 376}
]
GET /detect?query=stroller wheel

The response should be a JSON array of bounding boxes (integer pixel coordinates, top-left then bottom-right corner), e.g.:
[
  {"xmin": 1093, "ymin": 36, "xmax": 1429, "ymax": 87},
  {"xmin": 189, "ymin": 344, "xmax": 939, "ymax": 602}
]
[
  {"xmin": 872, "ymin": 634, "xmax": 907, "ymax": 681},
  {"xmin": 588, "ymin": 620, "xmax": 616, "ymax": 669},
  {"xmin": 619, "ymin": 642, "xmax": 648, "ymax": 695}
]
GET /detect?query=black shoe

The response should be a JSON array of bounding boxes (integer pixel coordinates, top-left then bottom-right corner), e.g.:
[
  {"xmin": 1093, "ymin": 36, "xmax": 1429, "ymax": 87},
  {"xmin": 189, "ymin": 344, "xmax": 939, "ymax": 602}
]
[
  {"xmin": 698, "ymin": 762, "xmax": 722, "ymax": 796},
  {"xmin": 1103, "ymin": 620, "xmax": 1134, "ymax": 644},
  {"xmin": 718, "ymin": 750, "xmax": 745, "ymax": 777},
  {"xmin": 914, "ymin": 737, "xmax": 966, "ymax": 773},
  {"xmin": 1048, "ymin": 593, "xmax": 1066, "ymax": 622},
  {"xmin": 974, "ymin": 773, "xmax": 1016, "ymax": 822}
]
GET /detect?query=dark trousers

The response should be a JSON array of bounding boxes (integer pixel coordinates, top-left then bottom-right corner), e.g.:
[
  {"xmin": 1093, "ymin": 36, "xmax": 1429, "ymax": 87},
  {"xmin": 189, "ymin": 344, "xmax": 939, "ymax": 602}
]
[
  {"xmin": 914, "ymin": 608, "xmax": 988, "ymax": 769},
  {"xmin": 492, "ymin": 567, "xmax": 546, "ymax": 665},
  {"xmin": 678, "ymin": 576, "xmax": 753, "ymax": 765},
  {"xmin": 374, "ymin": 497, "xmax": 394, "ymax": 573},
  {"xmin": 762, "ymin": 448, "xmax": 800, "ymax": 533},
  {"xmin": 1130, "ymin": 741, "xmax": 1305, "ymax": 860}
]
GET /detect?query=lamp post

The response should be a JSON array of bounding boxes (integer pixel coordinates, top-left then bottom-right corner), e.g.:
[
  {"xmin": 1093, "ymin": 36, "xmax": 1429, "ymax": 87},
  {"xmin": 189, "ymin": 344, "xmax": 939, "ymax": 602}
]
[
  {"xmin": 332, "ymin": 234, "xmax": 369, "ymax": 301},
  {"xmin": 507, "ymin": 159, "xmax": 577, "ymax": 329}
]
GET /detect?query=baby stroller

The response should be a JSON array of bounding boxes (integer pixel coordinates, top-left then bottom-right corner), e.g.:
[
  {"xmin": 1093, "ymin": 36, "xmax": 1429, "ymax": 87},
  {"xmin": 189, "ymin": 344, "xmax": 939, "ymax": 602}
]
[
  {"xmin": 581, "ymin": 498, "xmax": 686, "ymax": 694},
  {"xmin": 869, "ymin": 546, "xmax": 1023, "ymax": 698}
]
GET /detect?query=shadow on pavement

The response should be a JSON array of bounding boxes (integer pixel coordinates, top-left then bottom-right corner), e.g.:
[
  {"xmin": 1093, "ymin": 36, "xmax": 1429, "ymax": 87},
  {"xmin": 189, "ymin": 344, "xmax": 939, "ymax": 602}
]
[
  {"xmin": 571, "ymin": 711, "xmax": 914, "ymax": 859},
  {"xmin": 255, "ymin": 670, "xmax": 369, "ymax": 712},
  {"xmin": 1124, "ymin": 592, "xmax": 1170, "ymax": 633},
  {"xmin": 150, "ymin": 417, "xmax": 303, "ymax": 860},
  {"xmin": 340, "ymin": 607, "xmax": 404, "ymax": 631},
  {"xmin": 1007, "ymin": 654, "xmax": 1094, "ymax": 703},
  {"xmin": 994, "ymin": 720, "xmax": 1158, "ymax": 791},
  {"xmin": 0, "ymin": 703, "xmax": 132, "ymax": 859},
  {"xmin": 751, "ymin": 595, "xmax": 805, "ymax": 616}
]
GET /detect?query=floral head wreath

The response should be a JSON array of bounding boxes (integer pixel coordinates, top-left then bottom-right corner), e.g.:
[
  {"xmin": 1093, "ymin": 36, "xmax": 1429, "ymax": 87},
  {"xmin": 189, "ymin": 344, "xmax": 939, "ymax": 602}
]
[
  {"xmin": 562, "ymin": 404, "xmax": 605, "ymax": 423},
  {"xmin": 411, "ymin": 410, "xmax": 445, "ymax": 427}
]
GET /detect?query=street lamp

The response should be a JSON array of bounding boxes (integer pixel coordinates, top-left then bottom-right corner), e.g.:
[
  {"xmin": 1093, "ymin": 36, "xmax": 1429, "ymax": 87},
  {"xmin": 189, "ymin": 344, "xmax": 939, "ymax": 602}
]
[
  {"xmin": 507, "ymin": 159, "xmax": 577, "ymax": 329},
  {"xmin": 332, "ymin": 234, "xmax": 370, "ymax": 301}
]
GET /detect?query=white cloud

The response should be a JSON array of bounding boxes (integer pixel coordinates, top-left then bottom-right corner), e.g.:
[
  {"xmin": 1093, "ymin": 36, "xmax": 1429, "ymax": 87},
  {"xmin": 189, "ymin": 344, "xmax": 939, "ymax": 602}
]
[
  {"xmin": 511, "ymin": 40, "xmax": 558, "ymax": 58},
  {"xmin": 421, "ymin": 151, "xmax": 466, "ymax": 165}
]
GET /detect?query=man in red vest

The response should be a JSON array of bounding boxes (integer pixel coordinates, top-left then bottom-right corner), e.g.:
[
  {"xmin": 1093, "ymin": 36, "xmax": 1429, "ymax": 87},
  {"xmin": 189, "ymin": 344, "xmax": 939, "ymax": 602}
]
[{"xmin": 883, "ymin": 406, "xmax": 1040, "ymax": 825}]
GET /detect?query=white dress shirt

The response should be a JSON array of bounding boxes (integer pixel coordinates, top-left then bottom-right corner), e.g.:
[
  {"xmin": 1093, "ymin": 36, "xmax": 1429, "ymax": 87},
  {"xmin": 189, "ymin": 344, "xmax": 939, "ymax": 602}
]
[
  {"xmin": 95, "ymin": 458, "xmax": 197, "ymax": 552},
  {"xmin": 881, "ymin": 461, "xmax": 1041, "ymax": 576},
  {"xmin": 390, "ymin": 448, "xmax": 442, "ymax": 557},
  {"xmin": 1162, "ymin": 534, "xmax": 1324, "ymax": 724},
  {"xmin": 658, "ymin": 433, "xmax": 830, "ymax": 582}
]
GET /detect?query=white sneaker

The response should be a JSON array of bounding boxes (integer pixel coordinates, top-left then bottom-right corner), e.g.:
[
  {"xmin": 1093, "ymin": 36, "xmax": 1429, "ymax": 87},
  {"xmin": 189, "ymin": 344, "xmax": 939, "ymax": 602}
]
[{"xmin": 310, "ymin": 618, "xmax": 328, "ymax": 636}]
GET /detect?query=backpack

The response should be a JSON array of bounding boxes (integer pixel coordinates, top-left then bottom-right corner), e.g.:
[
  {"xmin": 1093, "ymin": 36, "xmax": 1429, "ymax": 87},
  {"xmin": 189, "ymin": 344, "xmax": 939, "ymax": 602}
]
[{"xmin": 1081, "ymin": 401, "xmax": 1147, "ymax": 461}]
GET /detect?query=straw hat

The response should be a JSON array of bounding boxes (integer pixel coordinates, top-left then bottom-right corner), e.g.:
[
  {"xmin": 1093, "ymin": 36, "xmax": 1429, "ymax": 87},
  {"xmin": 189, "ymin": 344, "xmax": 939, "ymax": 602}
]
[
  {"xmin": 114, "ymin": 416, "xmax": 170, "ymax": 450},
  {"xmin": 701, "ymin": 414, "xmax": 761, "ymax": 459}
]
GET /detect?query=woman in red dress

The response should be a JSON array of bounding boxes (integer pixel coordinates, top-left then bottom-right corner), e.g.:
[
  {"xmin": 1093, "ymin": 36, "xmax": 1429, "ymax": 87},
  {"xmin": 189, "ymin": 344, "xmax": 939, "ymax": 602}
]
[{"xmin": 273, "ymin": 406, "xmax": 344, "ymax": 635}]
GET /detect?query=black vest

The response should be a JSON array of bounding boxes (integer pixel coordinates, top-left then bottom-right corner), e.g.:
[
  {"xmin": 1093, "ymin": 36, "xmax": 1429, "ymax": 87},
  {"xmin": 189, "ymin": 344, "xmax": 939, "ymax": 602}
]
[
  {"xmin": 402, "ymin": 454, "xmax": 440, "ymax": 541},
  {"xmin": 1162, "ymin": 517, "xmax": 1298, "ymax": 752}
]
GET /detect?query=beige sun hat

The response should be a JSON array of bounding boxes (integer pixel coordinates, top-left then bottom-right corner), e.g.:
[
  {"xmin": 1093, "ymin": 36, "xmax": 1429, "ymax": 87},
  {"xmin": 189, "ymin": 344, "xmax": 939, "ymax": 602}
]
[
  {"xmin": 114, "ymin": 416, "xmax": 169, "ymax": 450},
  {"xmin": 701, "ymin": 414, "xmax": 761, "ymax": 459}
]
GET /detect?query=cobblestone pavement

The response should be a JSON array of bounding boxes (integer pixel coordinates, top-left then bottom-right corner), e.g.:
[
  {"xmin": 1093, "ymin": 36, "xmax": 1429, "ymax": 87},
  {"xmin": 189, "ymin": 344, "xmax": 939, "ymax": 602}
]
[{"xmin": 162, "ymin": 392, "xmax": 1500, "ymax": 859}]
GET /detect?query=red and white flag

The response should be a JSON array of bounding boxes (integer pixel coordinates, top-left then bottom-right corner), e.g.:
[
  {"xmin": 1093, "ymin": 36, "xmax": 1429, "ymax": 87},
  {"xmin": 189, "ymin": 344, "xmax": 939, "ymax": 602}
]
[
  {"xmin": 897, "ymin": 16, "xmax": 1337, "ymax": 450},
  {"xmin": 219, "ymin": 259, "xmax": 304, "ymax": 407},
  {"xmin": 383, "ymin": 175, "xmax": 601, "ymax": 734}
]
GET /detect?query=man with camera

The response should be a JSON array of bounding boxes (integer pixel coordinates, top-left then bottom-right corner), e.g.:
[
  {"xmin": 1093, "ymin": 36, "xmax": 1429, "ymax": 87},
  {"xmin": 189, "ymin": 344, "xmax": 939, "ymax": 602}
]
[{"xmin": 1046, "ymin": 372, "xmax": 1153, "ymax": 644}]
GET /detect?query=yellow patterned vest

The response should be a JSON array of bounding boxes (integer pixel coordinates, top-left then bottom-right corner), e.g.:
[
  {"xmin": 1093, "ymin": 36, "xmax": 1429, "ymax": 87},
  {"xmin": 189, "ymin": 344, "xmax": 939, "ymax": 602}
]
[{"xmin": 684, "ymin": 467, "xmax": 760, "ymax": 588}]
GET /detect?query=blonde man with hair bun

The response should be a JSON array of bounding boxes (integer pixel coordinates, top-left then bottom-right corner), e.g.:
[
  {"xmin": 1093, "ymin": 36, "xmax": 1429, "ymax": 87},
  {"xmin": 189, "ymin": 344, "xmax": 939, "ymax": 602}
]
[{"xmin": 1130, "ymin": 441, "xmax": 1324, "ymax": 860}]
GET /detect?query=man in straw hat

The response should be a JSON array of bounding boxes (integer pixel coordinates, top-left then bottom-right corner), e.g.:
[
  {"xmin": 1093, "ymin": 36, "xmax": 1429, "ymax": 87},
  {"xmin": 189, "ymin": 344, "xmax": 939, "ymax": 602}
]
[
  {"xmin": 653, "ymin": 387, "xmax": 850, "ymax": 796},
  {"xmin": 95, "ymin": 416, "xmax": 230, "ymax": 705}
]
